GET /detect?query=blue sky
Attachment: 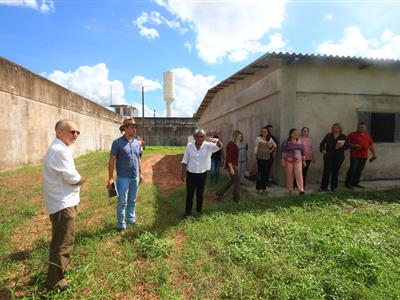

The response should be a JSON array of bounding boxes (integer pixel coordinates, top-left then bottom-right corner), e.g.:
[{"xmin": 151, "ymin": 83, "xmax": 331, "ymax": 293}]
[{"xmin": 1, "ymin": 0, "xmax": 400, "ymax": 117}]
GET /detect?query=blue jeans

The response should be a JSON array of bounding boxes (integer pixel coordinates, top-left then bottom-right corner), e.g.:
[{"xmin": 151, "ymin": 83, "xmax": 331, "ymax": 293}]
[
  {"xmin": 345, "ymin": 157, "xmax": 367, "ymax": 187},
  {"xmin": 238, "ymin": 161, "xmax": 247, "ymax": 184},
  {"xmin": 210, "ymin": 158, "xmax": 221, "ymax": 182},
  {"xmin": 116, "ymin": 176, "xmax": 139, "ymax": 229}
]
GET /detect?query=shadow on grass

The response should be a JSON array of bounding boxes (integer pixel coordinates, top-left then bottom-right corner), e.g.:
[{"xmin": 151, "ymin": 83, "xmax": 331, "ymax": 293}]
[{"xmin": 146, "ymin": 154, "xmax": 400, "ymax": 234}]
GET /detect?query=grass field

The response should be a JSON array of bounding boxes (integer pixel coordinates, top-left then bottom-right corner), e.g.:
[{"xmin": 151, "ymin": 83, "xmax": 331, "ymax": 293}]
[{"xmin": 1, "ymin": 146, "xmax": 400, "ymax": 299}]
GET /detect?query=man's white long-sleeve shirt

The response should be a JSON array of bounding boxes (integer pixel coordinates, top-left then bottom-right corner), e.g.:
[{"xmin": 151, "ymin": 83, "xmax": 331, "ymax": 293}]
[
  {"xmin": 182, "ymin": 141, "xmax": 221, "ymax": 173},
  {"xmin": 43, "ymin": 138, "xmax": 81, "ymax": 214}
]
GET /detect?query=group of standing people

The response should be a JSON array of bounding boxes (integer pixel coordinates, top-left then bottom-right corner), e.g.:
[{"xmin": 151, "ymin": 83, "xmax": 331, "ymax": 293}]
[
  {"xmin": 42, "ymin": 116, "xmax": 377, "ymax": 290},
  {"xmin": 180, "ymin": 122, "xmax": 378, "ymax": 217}
]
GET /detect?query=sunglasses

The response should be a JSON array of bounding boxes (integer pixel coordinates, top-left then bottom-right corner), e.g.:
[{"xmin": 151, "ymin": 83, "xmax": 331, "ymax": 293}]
[{"xmin": 70, "ymin": 130, "xmax": 81, "ymax": 136}]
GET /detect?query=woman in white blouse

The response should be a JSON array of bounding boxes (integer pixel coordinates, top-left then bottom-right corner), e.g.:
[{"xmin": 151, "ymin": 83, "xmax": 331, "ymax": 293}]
[{"xmin": 181, "ymin": 129, "xmax": 222, "ymax": 217}]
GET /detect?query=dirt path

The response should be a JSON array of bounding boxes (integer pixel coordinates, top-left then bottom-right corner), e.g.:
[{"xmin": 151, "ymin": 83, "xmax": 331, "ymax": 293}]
[
  {"xmin": 141, "ymin": 154, "xmax": 184, "ymax": 197},
  {"xmin": 8, "ymin": 154, "xmax": 182, "ymax": 251}
]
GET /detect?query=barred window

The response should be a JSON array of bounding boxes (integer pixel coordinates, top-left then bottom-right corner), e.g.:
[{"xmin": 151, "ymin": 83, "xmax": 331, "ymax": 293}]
[{"xmin": 358, "ymin": 112, "xmax": 400, "ymax": 143}]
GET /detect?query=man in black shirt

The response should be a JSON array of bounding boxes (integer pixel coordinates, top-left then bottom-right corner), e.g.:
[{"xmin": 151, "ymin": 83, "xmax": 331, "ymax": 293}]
[{"xmin": 266, "ymin": 125, "xmax": 279, "ymax": 185}]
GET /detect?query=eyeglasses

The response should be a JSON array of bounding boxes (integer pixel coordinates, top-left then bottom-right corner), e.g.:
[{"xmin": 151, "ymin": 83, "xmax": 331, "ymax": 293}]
[{"xmin": 70, "ymin": 130, "xmax": 80, "ymax": 136}]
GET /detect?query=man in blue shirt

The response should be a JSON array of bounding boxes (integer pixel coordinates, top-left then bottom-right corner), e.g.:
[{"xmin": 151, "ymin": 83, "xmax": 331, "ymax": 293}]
[{"xmin": 107, "ymin": 117, "xmax": 143, "ymax": 231}]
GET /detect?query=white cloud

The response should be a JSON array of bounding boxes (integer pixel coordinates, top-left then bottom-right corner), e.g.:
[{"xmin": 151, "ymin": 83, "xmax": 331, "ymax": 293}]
[
  {"xmin": 228, "ymin": 33, "xmax": 287, "ymax": 62},
  {"xmin": 158, "ymin": 0, "xmax": 287, "ymax": 63},
  {"xmin": 317, "ymin": 26, "xmax": 400, "ymax": 59},
  {"xmin": 133, "ymin": 11, "xmax": 186, "ymax": 39},
  {"xmin": 132, "ymin": 103, "xmax": 155, "ymax": 117},
  {"xmin": 324, "ymin": 14, "xmax": 333, "ymax": 22},
  {"xmin": 0, "ymin": 0, "xmax": 54, "ymax": 12},
  {"xmin": 39, "ymin": 0, "xmax": 53, "ymax": 12},
  {"xmin": 130, "ymin": 75, "xmax": 162, "ymax": 92},
  {"xmin": 47, "ymin": 63, "xmax": 125, "ymax": 106},
  {"xmin": 184, "ymin": 41, "xmax": 193, "ymax": 52},
  {"xmin": 169, "ymin": 67, "xmax": 217, "ymax": 117}
]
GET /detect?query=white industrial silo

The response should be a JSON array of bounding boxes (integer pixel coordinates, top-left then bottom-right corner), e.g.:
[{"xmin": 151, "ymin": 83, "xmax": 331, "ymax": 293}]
[{"xmin": 163, "ymin": 71, "xmax": 175, "ymax": 117}]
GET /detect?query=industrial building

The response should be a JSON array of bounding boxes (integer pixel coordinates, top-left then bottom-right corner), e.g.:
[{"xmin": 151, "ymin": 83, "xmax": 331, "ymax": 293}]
[{"xmin": 194, "ymin": 52, "xmax": 400, "ymax": 184}]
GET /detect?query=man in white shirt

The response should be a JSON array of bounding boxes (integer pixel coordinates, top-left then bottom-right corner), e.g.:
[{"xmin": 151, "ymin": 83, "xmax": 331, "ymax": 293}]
[
  {"xmin": 181, "ymin": 128, "xmax": 222, "ymax": 217},
  {"xmin": 43, "ymin": 119, "xmax": 86, "ymax": 290}
]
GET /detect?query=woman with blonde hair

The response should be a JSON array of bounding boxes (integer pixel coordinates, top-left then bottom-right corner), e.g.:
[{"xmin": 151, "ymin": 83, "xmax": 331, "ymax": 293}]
[
  {"xmin": 319, "ymin": 123, "xmax": 348, "ymax": 192},
  {"xmin": 216, "ymin": 130, "xmax": 241, "ymax": 202}
]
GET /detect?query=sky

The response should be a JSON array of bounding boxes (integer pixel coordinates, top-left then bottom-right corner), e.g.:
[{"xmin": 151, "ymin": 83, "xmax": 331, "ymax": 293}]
[{"xmin": 1, "ymin": 0, "xmax": 400, "ymax": 117}]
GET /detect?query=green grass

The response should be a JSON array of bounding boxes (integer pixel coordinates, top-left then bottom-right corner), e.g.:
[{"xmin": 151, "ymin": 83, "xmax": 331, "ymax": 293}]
[
  {"xmin": 143, "ymin": 145, "xmax": 186, "ymax": 154},
  {"xmin": 1, "ymin": 148, "xmax": 400, "ymax": 299}
]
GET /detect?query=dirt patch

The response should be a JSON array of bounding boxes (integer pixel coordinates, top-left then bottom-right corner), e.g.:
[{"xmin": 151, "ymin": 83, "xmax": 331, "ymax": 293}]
[
  {"xmin": 342, "ymin": 202, "xmax": 390, "ymax": 214},
  {"xmin": 0, "ymin": 170, "xmax": 42, "ymax": 191},
  {"xmin": 141, "ymin": 154, "xmax": 184, "ymax": 197},
  {"xmin": 11, "ymin": 202, "xmax": 90, "ymax": 253},
  {"xmin": 11, "ymin": 206, "xmax": 51, "ymax": 252},
  {"xmin": 0, "ymin": 171, "xmax": 43, "ymax": 206},
  {"xmin": 167, "ymin": 230, "xmax": 194, "ymax": 299}
]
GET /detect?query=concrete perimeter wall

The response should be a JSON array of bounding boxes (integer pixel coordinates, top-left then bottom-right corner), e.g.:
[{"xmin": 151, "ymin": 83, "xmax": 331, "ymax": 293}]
[
  {"xmin": 136, "ymin": 117, "xmax": 198, "ymax": 146},
  {"xmin": 0, "ymin": 57, "xmax": 123, "ymax": 171}
]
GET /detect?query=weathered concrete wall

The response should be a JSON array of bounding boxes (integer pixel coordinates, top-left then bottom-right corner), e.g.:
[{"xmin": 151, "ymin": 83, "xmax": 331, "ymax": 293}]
[
  {"xmin": 199, "ymin": 58, "xmax": 400, "ymax": 185},
  {"xmin": 199, "ymin": 68, "xmax": 283, "ymax": 179},
  {"xmin": 292, "ymin": 60, "xmax": 400, "ymax": 182},
  {"xmin": 135, "ymin": 117, "xmax": 198, "ymax": 146},
  {"xmin": 0, "ymin": 57, "xmax": 123, "ymax": 170},
  {"xmin": 295, "ymin": 92, "xmax": 400, "ymax": 182}
]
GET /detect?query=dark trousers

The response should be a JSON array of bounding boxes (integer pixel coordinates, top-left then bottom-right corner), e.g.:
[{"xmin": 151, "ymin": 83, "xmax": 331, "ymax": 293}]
[
  {"xmin": 216, "ymin": 166, "xmax": 240, "ymax": 201},
  {"xmin": 256, "ymin": 158, "xmax": 273, "ymax": 190},
  {"xmin": 320, "ymin": 155, "xmax": 345, "ymax": 190},
  {"xmin": 186, "ymin": 171, "xmax": 207, "ymax": 215},
  {"xmin": 294, "ymin": 160, "xmax": 312, "ymax": 188},
  {"xmin": 345, "ymin": 157, "xmax": 367, "ymax": 186},
  {"xmin": 47, "ymin": 206, "xmax": 77, "ymax": 289}
]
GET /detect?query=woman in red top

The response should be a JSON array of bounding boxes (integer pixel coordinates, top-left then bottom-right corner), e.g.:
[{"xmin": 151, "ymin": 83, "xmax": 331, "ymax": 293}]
[{"xmin": 216, "ymin": 130, "xmax": 241, "ymax": 202}]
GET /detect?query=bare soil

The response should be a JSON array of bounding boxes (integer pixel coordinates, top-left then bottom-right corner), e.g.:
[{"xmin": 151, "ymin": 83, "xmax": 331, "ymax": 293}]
[{"xmin": 141, "ymin": 154, "xmax": 184, "ymax": 197}]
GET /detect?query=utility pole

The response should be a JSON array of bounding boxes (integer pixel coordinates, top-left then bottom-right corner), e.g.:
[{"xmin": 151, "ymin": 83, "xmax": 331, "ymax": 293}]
[
  {"xmin": 110, "ymin": 84, "xmax": 113, "ymax": 106},
  {"xmin": 141, "ymin": 86, "xmax": 145, "ymax": 141},
  {"xmin": 153, "ymin": 109, "xmax": 156, "ymax": 118}
]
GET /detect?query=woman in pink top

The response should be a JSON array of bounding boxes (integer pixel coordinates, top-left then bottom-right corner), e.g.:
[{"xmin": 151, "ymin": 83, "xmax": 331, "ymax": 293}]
[
  {"xmin": 281, "ymin": 128, "xmax": 305, "ymax": 195},
  {"xmin": 300, "ymin": 127, "xmax": 313, "ymax": 188}
]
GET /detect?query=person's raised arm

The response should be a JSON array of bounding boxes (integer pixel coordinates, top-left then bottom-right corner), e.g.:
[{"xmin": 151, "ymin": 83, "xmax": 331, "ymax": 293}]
[{"xmin": 210, "ymin": 137, "xmax": 222, "ymax": 149}]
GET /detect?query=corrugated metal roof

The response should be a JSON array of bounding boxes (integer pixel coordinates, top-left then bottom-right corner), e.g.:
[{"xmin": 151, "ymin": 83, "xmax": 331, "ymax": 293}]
[{"xmin": 193, "ymin": 52, "xmax": 400, "ymax": 119}]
